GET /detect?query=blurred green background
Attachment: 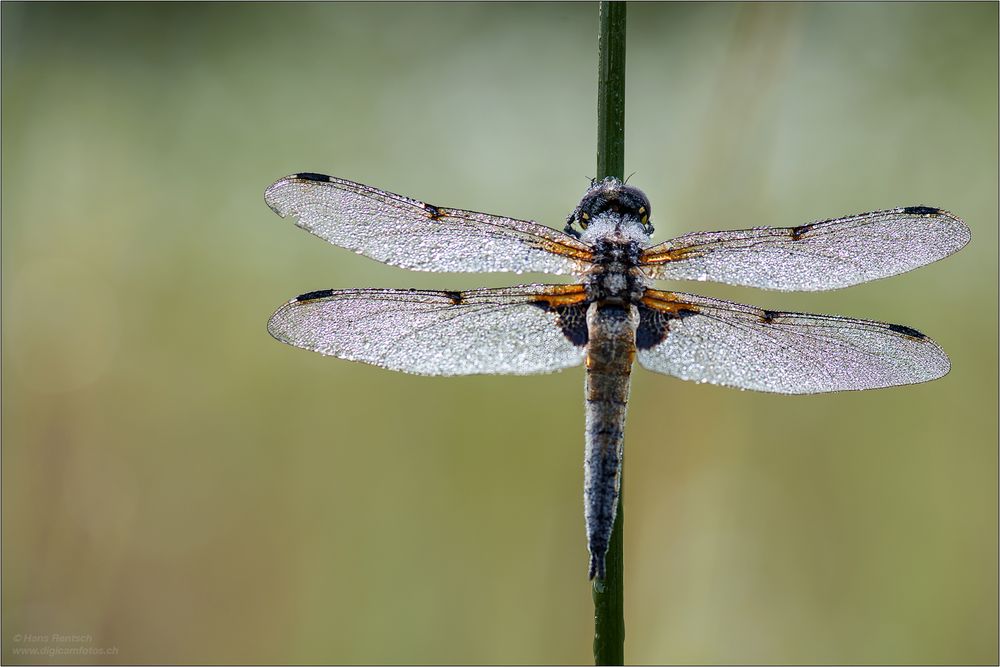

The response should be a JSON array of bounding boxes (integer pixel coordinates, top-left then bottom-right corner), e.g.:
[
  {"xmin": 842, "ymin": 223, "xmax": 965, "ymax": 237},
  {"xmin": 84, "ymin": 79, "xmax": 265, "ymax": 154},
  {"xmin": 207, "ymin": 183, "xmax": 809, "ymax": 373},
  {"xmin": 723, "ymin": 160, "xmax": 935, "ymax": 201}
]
[{"xmin": 2, "ymin": 2, "xmax": 996, "ymax": 664}]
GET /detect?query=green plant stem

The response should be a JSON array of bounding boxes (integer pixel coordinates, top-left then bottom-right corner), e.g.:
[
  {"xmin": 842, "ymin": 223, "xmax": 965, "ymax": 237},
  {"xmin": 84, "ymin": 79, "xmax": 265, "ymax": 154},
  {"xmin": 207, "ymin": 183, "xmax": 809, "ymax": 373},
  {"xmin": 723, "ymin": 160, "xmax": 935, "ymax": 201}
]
[
  {"xmin": 596, "ymin": 1, "xmax": 626, "ymax": 183},
  {"xmin": 593, "ymin": 1, "xmax": 626, "ymax": 666}
]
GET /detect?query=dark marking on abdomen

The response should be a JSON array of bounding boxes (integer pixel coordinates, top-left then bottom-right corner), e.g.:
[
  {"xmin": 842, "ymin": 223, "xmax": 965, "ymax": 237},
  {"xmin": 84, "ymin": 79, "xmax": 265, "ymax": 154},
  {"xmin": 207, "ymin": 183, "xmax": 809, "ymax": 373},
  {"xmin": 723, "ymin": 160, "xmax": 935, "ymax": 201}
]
[
  {"xmin": 425, "ymin": 203, "xmax": 444, "ymax": 220},
  {"xmin": 294, "ymin": 172, "xmax": 332, "ymax": 182},
  {"xmin": 295, "ymin": 289, "xmax": 335, "ymax": 302},
  {"xmin": 596, "ymin": 303, "xmax": 629, "ymax": 319},
  {"xmin": 888, "ymin": 323, "xmax": 926, "ymax": 339},
  {"xmin": 591, "ymin": 425, "xmax": 624, "ymax": 439},
  {"xmin": 586, "ymin": 396, "xmax": 627, "ymax": 407},
  {"xmin": 902, "ymin": 205, "xmax": 942, "ymax": 216}
]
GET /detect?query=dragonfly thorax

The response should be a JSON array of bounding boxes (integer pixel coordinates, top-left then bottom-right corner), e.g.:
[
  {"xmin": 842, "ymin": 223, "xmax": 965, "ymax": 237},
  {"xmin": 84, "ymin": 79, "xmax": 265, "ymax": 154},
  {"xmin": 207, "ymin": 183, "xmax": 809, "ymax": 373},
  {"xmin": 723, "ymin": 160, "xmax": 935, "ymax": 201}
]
[{"xmin": 583, "ymin": 237, "xmax": 648, "ymax": 304}]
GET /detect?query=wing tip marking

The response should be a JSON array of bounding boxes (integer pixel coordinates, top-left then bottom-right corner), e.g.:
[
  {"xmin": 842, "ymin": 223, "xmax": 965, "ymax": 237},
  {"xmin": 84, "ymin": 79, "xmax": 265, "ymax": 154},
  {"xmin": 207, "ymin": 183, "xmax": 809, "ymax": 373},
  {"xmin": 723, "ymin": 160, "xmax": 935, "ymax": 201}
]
[
  {"xmin": 887, "ymin": 322, "xmax": 927, "ymax": 340},
  {"xmin": 266, "ymin": 173, "xmax": 332, "ymax": 215},
  {"xmin": 295, "ymin": 289, "xmax": 336, "ymax": 302},
  {"xmin": 902, "ymin": 205, "xmax": 942, "ymax": 216},
  {"xmin": 899, "ymin": 205, "xmax": 971, "ymax": 249},
  {"xmin": 293, "ymin": 172, "xmax": 333, "ymax": 182}
]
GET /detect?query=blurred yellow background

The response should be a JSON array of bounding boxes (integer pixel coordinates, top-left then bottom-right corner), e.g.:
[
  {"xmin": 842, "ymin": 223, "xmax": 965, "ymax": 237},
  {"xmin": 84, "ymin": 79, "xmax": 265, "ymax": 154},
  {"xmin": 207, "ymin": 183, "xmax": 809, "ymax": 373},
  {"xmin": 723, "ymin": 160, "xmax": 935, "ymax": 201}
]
[{"xmin": 2, "ymin": 2, "xmax": 996, "ymax": 664}]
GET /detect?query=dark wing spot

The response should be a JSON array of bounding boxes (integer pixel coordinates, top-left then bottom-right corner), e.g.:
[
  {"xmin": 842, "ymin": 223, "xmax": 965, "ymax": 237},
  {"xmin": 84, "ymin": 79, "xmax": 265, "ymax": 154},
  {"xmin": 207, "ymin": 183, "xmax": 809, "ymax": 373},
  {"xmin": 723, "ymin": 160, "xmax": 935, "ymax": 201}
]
[
  {"xmin": 790, "ymin": 224, "xmax": 812, "ymax": 241},
  {"xmin": 902, "ymin": 205, "xmax": 942, "ymax": 216},
  {"xmin": 443, "ymin": 290, "xmax": 463, "ymax": 305},
  {"xmin": 295, "ymin": 289, "xmax": 335, "ymax": 302},
  {"xmin": 761, "ymin": 309, "xmax": 779, "ymax": 323},
  {"xmin": 888, "ymin": 323, "xmax": 927, "ymax": 339},
  {"xmin": 532, "ymin": 301, "xmax": 589, "ymax": 346},
  {"xmin": 424, "ymin": 203, "xmax": 444, "ymax": 220},
  {"xmin": 636, "ymin": 304, "xmax": 698, "ymax": 349},
  {"xmin": 294, "ymin": 172, "xmax": 332, "ymax": 182},
  {"xmin": 636, "ymin": 305, "xmax": 670, "ymax": 349},
  {"xmin": 557, "ymin": 303, "xmax": 590, "ymax": 346}
]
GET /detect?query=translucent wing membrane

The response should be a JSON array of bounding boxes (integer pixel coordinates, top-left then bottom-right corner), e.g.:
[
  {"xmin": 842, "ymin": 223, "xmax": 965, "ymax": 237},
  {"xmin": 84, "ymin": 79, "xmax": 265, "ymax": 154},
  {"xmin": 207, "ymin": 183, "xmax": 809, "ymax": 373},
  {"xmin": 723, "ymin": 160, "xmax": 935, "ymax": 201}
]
[
  {"xmin": 268, "ymin": 285, "xmax": 589, "ymax": 376},
  {"xmin": 266, "ymin": 174, "xmax": 593, "ymax": 275},
  {"xmin": 637, "ymin": 290, "xmax": 950, "ymax": 394},
  {"xmin": 641, "ymin": 207, "xmax": 970, "ymax": 291}
]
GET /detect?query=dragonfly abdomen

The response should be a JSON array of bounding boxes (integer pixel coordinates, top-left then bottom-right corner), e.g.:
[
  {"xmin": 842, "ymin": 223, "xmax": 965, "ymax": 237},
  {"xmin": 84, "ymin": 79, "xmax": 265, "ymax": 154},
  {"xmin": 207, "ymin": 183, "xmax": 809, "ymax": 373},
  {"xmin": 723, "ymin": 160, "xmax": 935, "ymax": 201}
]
[{"xmin": 583, "ymin": 302, "xmax": 638, "ymax": 580}]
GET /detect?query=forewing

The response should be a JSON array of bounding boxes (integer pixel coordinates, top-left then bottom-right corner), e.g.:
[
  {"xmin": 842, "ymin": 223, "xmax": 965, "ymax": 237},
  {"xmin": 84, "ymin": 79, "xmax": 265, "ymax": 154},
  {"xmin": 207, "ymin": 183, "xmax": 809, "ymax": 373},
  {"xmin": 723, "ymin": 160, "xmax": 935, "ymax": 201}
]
[
  {"xmin": 641, "ymin": 206, "xmax": 970, "ymax": 291},
  {"xmin": 265, "ymin": 173, "xmax": 593, "ymax": 275},
  {"xmin": 636, "ymin": 290, "xmax": 950, "ymax": 394},
  {"xmin": 268, "ymin": 284, "xmax": 590, "ymax": 376}
]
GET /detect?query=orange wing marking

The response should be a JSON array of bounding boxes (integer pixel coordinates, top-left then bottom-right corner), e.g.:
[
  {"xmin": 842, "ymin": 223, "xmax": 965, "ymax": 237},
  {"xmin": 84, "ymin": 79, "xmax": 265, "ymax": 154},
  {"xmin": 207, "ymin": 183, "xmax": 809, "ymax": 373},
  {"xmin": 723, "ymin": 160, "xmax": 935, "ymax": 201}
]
[
  {"xmin": 640, "ymin": 289, "xmax": 702, "ymax": 316},
  {"xmin": 533, "ymin": 238, "xmax": 595, "ymax": 262},
  {"xmin": 639, "ymin": 245, "xmax": 701, "ymax": 266},
  {"xmin": 432, "ymin": 206, "xmax": 594, "ymax": 263},
  {"xmin": 531, "ymin": 284, "xmax": 590, "ymax": 309}
]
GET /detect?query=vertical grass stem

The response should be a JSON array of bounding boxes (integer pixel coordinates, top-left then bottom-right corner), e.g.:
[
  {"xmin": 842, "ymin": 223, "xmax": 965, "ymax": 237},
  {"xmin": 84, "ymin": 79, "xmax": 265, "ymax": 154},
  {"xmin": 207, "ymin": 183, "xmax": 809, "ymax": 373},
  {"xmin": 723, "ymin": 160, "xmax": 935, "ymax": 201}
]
[{"xmin": 593, "ymin": 2, "xmax": 626, "ymax": 665}]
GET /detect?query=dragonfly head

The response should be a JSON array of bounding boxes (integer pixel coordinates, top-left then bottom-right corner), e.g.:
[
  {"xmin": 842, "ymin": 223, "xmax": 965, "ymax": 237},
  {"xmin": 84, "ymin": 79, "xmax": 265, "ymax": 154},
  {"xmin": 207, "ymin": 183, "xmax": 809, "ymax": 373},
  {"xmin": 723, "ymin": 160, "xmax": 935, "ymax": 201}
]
[{"xmin": 564, "ymin": 177, "xmax": 653, "ymax": 241}]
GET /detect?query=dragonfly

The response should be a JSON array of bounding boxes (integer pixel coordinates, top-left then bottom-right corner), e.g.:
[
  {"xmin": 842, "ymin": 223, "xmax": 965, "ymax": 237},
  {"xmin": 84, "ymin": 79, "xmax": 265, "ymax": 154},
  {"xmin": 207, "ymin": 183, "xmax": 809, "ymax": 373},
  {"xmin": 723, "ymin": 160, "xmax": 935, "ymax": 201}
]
[{"xmin": 265, "ymin": 172, "xmax": 970, "ymax": 580}]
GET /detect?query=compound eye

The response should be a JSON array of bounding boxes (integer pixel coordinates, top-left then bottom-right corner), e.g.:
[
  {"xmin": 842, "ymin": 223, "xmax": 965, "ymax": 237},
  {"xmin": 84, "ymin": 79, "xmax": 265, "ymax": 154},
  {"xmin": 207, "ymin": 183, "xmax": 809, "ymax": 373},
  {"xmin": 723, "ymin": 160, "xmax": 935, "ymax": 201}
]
[{"xmin": 638, "ymin": 206, "xmax": 649, "ymax": 225}]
